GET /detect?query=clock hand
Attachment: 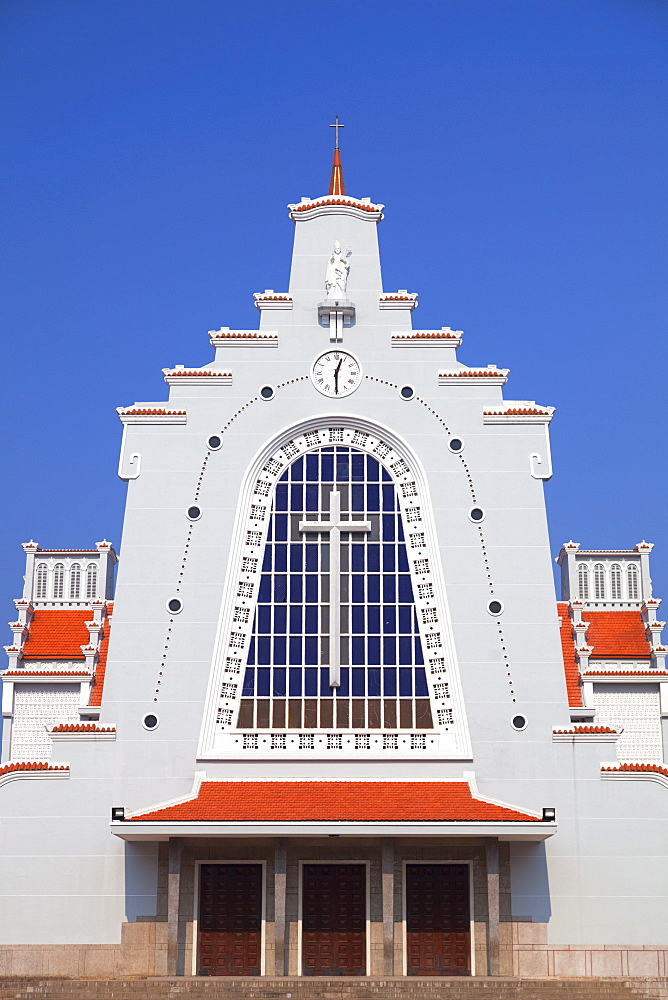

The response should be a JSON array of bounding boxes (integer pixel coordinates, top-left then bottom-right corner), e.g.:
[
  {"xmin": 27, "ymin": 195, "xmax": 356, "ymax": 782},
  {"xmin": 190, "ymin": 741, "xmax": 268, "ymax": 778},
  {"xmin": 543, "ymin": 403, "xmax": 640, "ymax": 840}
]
[{"xmin": 334, "ymin": 359, "xmax": 343, "ymax": 394}]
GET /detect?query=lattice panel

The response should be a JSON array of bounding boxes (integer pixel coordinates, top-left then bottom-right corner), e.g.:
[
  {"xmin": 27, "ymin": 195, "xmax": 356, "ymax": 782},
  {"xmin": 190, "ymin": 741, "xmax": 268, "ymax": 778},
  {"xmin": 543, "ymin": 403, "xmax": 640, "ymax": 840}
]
[
  {"xmin": 593, "ymin": 688, "xmax": 662, "ymax": 762},
  {"xmin": 11, "ymin": 684, "xmax": 80, "ymax": 761}
]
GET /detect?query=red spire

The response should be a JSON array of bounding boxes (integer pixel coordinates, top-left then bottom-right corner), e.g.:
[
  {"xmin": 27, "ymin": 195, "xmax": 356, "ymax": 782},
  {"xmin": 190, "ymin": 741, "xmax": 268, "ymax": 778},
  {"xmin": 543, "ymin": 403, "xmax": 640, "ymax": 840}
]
[{"xmin": 328, "ymin": 116, "xmax": 346, "ymax": 195}]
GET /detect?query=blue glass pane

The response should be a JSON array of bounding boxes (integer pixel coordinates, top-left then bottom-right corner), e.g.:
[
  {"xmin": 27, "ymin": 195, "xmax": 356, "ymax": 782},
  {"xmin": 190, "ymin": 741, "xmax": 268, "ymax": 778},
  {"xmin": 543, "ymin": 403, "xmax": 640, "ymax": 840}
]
[
  {"xmin": 415, "ymin": 668, "xmax": 429, "ymax": 697},
  {"xmin": 336, "ymin": 454, "xmax": 349, "ymax": 481},
  {"xmin": 383, "ymin": 606, "xmax": 396, "ymax": 633},
  {"xmin": 305, "ymin": 636, "xmax": 318, "ymax": 664},
  {"xmin": 306, "ymin": 484, "xmax": 319, "ymax": 510},
  {"xmin": 275, "ymin": 545, "xmax": 287, "ymax": 572},
  {"xmin": 257, "ymin": 668, "xmax": 270, "ymax": 697},
  {"xmin": 366, "ymin": 456, "xmax": 380, "ymax": 481},
  {"xmin": 383, "ymin": 636, "xmax": 396, "ymax": 665},
  {"xmin": 279, "ymin": 468, "xmax": 289, "ymax": 482},
  {"xmin": 382, "ymin": 514, "xmax": 395, "ymax": 541},
  {"xmin": 273, "ymin": 636, "xmax": 286, "ymax": 664},
  {"xmin": 367, "ymin": 605, "xmax": 380, "ymax": 633},
  {"xmin": 290, "ymin": 484, "xmax": 303, "ymax": 510},
  {"xmin": 415, "ymin": 637, "xmax": 424, "ymax": 664},
  {"xmin": 368, "ymin": 575, "xmax": 380, "ymax": 603},
  {"xmin": 352, "ymin": 605, "xmax": 365, "ymax": 634},
  {"xmin": 352, "ymin": 576, "xmax": 365, "ymax": 603},
  {"xmin": 275, "ymin": 484, "xmax": 288, "ymax": 511},
  {"xmin": 321, "ymin": 454, "xmax": 334, "ymax": 481},
  {"xmin": 258, "ymin": 575, "xmax": 271, "ymax": 602},
  {"xmin": 399, "ymin": 667, "xmax": 413, "ymax": 696},
  {"xmin": 275, "ymin": 514, "xmax": 288, "ymax": 541},
  {"xmin": 247, "ymin": 635, "xmax": 256, "ymax": 665},
  {"xmin": 366, "ymin": 484, "xmax": 379, "ymax": 510},
  {"xmin": 274, "ymin": 605, "xmax": 287, "ymax": 633},
  {"xmin": 398, "ymin": 547, "xmax": 409, "ymax": 572},
  {"xmin": 273, "ymin": 667, "xmax": 286, "ymax": 696},
  {"xmin": 352, "ymin": 453, "xmax": 365, "ymax": 481},
  {"xmin": 305, "ymin": 668, "xmax": 318, "ymax": 696},
  {"xmin": 337, "ymin": 668, "xmax": 350, "ymax": 696},
  {"xmin": 351, "ymin": 484, "xmax": 364, "ymax": 511},
  {"xmin": 397, "ymin": 517, "xmax": 405, "ymax": 542},
  {"xmin": 320, "ymin": 667, "xmax": 331, "ymax": 694},
  {"xmin": 289, "ymin": 575, "xmax": 302, "ymax": 603},
  {"xmin": 262, "ymin": 548, "xmax": 272, "ymax": 572},
  {"xmin": 381, "ymin": 465, "xmax": 392, "ymax": 482},
  {"xmin": 351, "ymin": 546, "xmax": 365, "ymax": 572},
  {"xmin": 398, "ymin": 606, "xmax": 413, "ymax": 634},
  {"xmin": 382, "ymin": 575, "xmax": 396, "ymax": 603},
  {"xmin": 413, "ymin": 609, "xmax": 420, "ymax": 632},
  {"xmin": 257, "ymin": 637, "xmax": 271, "ymax": 665},
  {"xmin": 368, "ymin": 668, "xmax": 381, "ymax": 696},
  {"xmin": 368, "ymin": 635, "xmax": 381, "ymax": 664},
  {"xmin": 258, "ymin": 606, "xmax": 271, "ymax": 634},
  {"xmin": 306, "ymin": 454, "xmax": 319, "ymax": 481},
  {"xmin": 398, "ymin": 575, "xmax": 413, "ymax": 602},
  {"xmin": 266, "ymin": 521, "xmax": 273, "ymax": 542},
  {"xmin": 399, "ymin": 636, "xmax": 412, "ymax": 665},
  {"xmin": 242, "ymin": 668, "xmax": 255, "ymax": 696},
  {"xmin": 290, "ymin": 545, "xmax": 303, "ymax": 572},
  {"xmin": 382, "ymin": 545, "xmax": 395, "ymax": 572},
  {"xmin": 305, "ymin": 545, "xmax": 319, "ymax": 572},
  {"xmin": 289, "ymin": 667, "xmax": 302, "ymax": 695},
  {"xmin": 289, "ymin": 605, "xmax": 302, "ymax": 633},
  {"xmin": 383, "ymin": 667, "xmax": 397, "ymax": 696},
  {"xmin": 289, "ymin": 636, "xmax": 301, "ymax": 665},
  {"xmin": 305, "ymin": 605, "xmax": 318, "ymax": 633},
  {"xmin": 382, "ymin": 485, "xmax": 394, "ymax": 510},
  {"xmin": 352, "ymin": 636, "xmax": 365, "ymax": 665},
  {"xmin": 305, "ymin": 574, "xmax": 318, "ymax": 603},
  {"xmin": 274, "ymin": 574, "xmax": 288, "ymax": 603},
  {"xmin": 367, "ymin": 545, "xmax": 380, "ymax": 572},
  {"xmin": 352, "ymin": 667, "xmax": 365, "ymax": 696},
  {"xmin": 291, "ymin": 457, "xmax": 303, "ymax": 481}
]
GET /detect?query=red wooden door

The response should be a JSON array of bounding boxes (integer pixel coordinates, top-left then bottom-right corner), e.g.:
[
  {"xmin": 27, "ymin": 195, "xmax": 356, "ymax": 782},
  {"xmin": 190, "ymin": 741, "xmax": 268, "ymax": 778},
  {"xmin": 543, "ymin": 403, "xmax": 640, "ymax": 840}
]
[
  {"xmin": 198, "ymin": 863, "xmax": 262, "ymax": 976},
  {"xmin": 302, "ymin": 864, "xmax": 366, "ymax": 976},
  {"xmin": 405, "ymin": 864, "xmax": 470, "ymax": 976}
]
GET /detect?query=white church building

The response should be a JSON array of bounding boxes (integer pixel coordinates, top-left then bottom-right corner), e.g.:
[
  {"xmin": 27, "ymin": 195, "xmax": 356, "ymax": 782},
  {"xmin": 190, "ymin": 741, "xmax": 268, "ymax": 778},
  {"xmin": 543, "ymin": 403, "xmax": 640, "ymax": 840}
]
[{"xmin": 1, "ymin": 143, "xmax": 667, "ymax": 980}]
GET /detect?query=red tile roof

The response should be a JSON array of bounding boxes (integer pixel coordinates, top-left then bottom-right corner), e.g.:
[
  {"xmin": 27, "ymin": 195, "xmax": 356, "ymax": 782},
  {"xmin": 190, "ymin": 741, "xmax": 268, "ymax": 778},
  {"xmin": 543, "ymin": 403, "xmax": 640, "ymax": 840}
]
[
  {"xmin": 394, "ymin": 333, "xmax": 456, "ymax": 339},
  {"xmin": 164, "ymin": 370, "xmax": 231, "ymax": 377},
  {"xmin": 293, "ymin": 197, "xmax": 378, "ymax": 213},
  {"xmin": 0, "ymin": 761, "xmax": 69, "ymax": 778},
  {"xmin": 128, "ymin": 781, "xmax": 540, "ymax": 823},
  {"xmin": 557, "ymin": 603, "xmax": 582, "ymax": 706},
  {"xmin": 211, "ymin": 332, "xmax": 277, "ymax": 339},
  {"xmin": 21, "ymin": 610, "xmax": 90, "ymax": 659},
  {"xmin": 51, "ymin": 723, "xmax": 115, "ymax": 733},
  {"xmin": 89, "ymin": 605, "xmax": 113, "ymax": 707},
  {"xmin": 553, "ymin": 725, "xmax": 618, "ymax": 734},
  {"xmin": 483, "ymin": 408, "xmax": 551, "ymax": 416},
  {"xmin": 602, "ymin": 763, "xmax": 668, "ymax": 777},
  {"xmin": 119, "ymin": 408, "xmax": 186, "ymax": 415},
  {"xmin": 3, "ymin": 670, "xmax": 89, "ymax": 676},
  {"xmin": 585, "ymin": 611, "xmax": 652, "ymax": 658}
]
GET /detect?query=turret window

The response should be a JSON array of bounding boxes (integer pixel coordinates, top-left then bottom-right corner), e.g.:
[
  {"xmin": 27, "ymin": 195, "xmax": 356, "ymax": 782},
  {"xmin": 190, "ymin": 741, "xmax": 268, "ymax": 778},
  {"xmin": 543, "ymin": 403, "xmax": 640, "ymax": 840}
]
[
  {"xmin": 577, "ymin": 563, "xmax": 589, "ymax": 600},
  {"xmin": 85, "ymin": 563, "xmax": 98, "ymax": 600},
  {"xmin": 69, "ymin": 563, "xmax": 81, "ymax": 600},
  {"xmin": 610, "ymin": 563, "xmax": 622, "ymax": 600},
  {"xmin": 627, "ymin": 564, "xmax": 639, "ymax": 600},
  {"xmin": 593, "ymin": 563, "xmax": 605, "ymax": 599},
  {"xmin": 35, "ymin": 563, "xmax": 48, "ymax": 600},
  {"xmin": 53, "ymin": 563, "xmax": 65, "ymax": 599}
]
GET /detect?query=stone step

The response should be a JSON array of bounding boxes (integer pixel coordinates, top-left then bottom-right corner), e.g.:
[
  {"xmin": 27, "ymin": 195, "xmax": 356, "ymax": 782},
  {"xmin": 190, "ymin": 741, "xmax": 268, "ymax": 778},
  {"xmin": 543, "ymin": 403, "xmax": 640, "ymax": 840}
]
[{"xmin": 1, "ymin": 978, "xmax": 666, "ymax": 1000}]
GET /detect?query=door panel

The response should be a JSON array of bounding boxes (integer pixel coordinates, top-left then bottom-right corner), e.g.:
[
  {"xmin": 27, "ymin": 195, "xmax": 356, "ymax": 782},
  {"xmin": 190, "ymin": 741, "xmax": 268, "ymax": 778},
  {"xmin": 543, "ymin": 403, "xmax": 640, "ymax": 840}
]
[
  {"xmin": 198, "ymin": 863, "xmax": 262, "ymax": 976},
  {"xmin": 302, "ymin": 863, "xmax": 366, "ymax": 976},
  {"xmin": 406, "ymin": 863, "xmax": 470, "ymax": 976}
]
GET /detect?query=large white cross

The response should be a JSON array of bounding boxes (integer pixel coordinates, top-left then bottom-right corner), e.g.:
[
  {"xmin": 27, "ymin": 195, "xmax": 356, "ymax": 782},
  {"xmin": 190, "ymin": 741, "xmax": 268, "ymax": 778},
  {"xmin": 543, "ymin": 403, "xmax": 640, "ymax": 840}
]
[{"xmin": 299, "ymin": 488, "xmax": 371, "ymax": 687}]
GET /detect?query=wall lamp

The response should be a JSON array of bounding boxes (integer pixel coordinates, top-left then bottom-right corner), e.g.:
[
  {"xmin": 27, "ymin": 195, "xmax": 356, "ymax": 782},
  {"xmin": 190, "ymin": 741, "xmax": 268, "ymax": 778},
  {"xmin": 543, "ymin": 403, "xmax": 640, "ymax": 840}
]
[
  {"xmin": 542, "ymin": 807, "xmax": 556, "ymax": 822},
  {"xmin": 111, "ymin": 807, "xmax": 125, "ymax": 822}
]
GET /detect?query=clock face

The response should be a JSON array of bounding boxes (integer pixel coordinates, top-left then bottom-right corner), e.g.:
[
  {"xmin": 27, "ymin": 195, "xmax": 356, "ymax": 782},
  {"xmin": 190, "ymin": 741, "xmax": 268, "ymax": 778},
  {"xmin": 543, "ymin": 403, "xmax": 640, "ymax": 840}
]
[{"xmin": 310, "ymin": 350, "xmax": 363, "ymax": 398}]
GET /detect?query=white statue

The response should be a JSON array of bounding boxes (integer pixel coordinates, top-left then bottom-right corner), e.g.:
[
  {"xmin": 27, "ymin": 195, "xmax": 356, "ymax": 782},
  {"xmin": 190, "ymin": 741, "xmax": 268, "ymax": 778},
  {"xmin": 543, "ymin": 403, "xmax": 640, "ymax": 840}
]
[{"xmin": 325, "ymin": 241, "xmax": 351, "ymax": 299}]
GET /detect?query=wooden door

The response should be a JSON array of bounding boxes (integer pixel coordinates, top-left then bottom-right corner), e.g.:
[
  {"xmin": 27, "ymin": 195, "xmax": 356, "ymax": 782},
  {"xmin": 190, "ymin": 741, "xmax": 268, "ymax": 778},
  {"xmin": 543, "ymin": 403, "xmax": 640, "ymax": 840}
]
[
  {"xmin": 302, "ymin": 863, "xmax": 366, "ymax": 976},
  {"xmin": 198, "ymin": 863, "xmax": 262, "ymax": 976},
  {"xmin": 405, "ymin": 863, "xmax": 470, "ymax": 976}
]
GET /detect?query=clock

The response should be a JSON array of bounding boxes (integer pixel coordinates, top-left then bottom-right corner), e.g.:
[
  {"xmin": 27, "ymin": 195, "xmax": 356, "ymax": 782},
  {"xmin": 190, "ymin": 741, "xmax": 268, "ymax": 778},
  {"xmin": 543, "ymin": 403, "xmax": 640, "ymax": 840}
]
[{"xmin": 310, "ymin": 350, "xmax": 363, "ymax": 398}]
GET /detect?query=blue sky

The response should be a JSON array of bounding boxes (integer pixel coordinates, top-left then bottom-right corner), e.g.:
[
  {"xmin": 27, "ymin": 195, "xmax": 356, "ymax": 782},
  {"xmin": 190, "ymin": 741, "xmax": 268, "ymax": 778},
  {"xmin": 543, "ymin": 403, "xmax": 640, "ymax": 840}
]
[{"xmin": 1, "ymin": 0, "xmax": 667, "ymax": 609}]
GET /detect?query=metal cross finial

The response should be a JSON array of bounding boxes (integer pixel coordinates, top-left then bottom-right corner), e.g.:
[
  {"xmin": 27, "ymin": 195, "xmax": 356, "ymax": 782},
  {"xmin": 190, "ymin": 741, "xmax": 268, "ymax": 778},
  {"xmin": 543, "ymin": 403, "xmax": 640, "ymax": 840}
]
[{"xmin": 329, "ymin": 116, "xmax": 344, "ymax": 150}]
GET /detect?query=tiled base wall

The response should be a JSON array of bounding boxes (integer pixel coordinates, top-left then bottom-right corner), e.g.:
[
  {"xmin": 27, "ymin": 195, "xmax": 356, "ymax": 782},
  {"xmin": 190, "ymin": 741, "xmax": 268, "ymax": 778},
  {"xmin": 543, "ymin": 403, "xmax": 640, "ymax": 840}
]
[
  {"xmin": 513, "ymin": 923, "xmax": 668, "ymax": 978},
  {"xmin": 0, "ymin": 923, "xmax": 163, "ymax": 977}
]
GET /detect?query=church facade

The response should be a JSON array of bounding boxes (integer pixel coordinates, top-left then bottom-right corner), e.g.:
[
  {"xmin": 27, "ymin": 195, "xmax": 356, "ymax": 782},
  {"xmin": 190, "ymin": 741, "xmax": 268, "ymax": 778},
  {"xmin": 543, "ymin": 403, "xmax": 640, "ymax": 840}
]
[{"xmin": 1, "ymin": 149, "xmax": 667, "ymax": 980}]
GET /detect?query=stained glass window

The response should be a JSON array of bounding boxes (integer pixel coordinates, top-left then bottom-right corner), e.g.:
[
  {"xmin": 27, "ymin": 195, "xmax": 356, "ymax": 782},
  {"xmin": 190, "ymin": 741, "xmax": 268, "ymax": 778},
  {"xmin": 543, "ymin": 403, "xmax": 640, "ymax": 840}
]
[{"xmin": 237, "ymin": 446, "xmax": 433, "ymax": 731}]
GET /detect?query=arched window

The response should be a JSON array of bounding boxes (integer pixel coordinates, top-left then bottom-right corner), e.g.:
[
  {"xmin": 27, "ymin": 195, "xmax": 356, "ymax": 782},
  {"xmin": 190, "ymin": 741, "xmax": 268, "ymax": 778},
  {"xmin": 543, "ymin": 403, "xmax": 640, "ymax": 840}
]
[
  {"xmin": 53, "ymin": 563, "xmax": 65, "ymax": 599},
  {"xmin": 593, "ymin": 563, "xmax": 606, "ymax": 600},
  {"xmin": 69, "ymin": 563, "xmax": 81, "ymax": 599},
  {"xmin": 627, "ymin": 564, "xmax": 639, "ymax": 600},
  {"xmin": 610, "ymin": 563, "xmax": 622, "ymax": 600},
  {"xmin": 577, "ymin": 563, "xmax": 589, "ymax": 600},
  {"xmin": 85, "ymin": 563, "xmax": 98, "ymax": 600},
  {"xmin": 35, "ymin": 563, "xmax": 48, "ymax": 600}
]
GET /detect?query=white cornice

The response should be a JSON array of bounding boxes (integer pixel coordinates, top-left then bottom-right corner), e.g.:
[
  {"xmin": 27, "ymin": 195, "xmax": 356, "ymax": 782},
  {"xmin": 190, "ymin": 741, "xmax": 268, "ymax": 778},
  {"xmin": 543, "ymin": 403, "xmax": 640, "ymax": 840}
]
[
  {"xmin": 392, "ymin": 329, "xmax": 462, "ymax": 347},
  {"xmin": 439, "ymin": 367, "xmax": 509, "ymax": 386},
  {"xmin": 117, "ymin": 408, "xmax": 187, "ymax": 425},
  {"xmin": 483, "ymin": 404, "xmax": 555, "ymax": 425},
  {"xmin": 209, "ymin": 328, "xmax": 278, "ymax": 348},
  {"xmin": 288, "ymin": 195, "xmax": 384, "ymax": 223},
  {"xmin": 0, "ymin": 765, "xmax": 70, "ymax": 789}
]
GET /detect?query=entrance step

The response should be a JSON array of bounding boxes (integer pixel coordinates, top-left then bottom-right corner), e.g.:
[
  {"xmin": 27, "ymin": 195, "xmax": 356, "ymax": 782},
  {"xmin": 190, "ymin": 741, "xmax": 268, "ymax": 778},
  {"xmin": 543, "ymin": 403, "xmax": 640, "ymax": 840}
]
[{"xmin": 1, "ymin": 978, "xmax": 667, "ymax": 1000}]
